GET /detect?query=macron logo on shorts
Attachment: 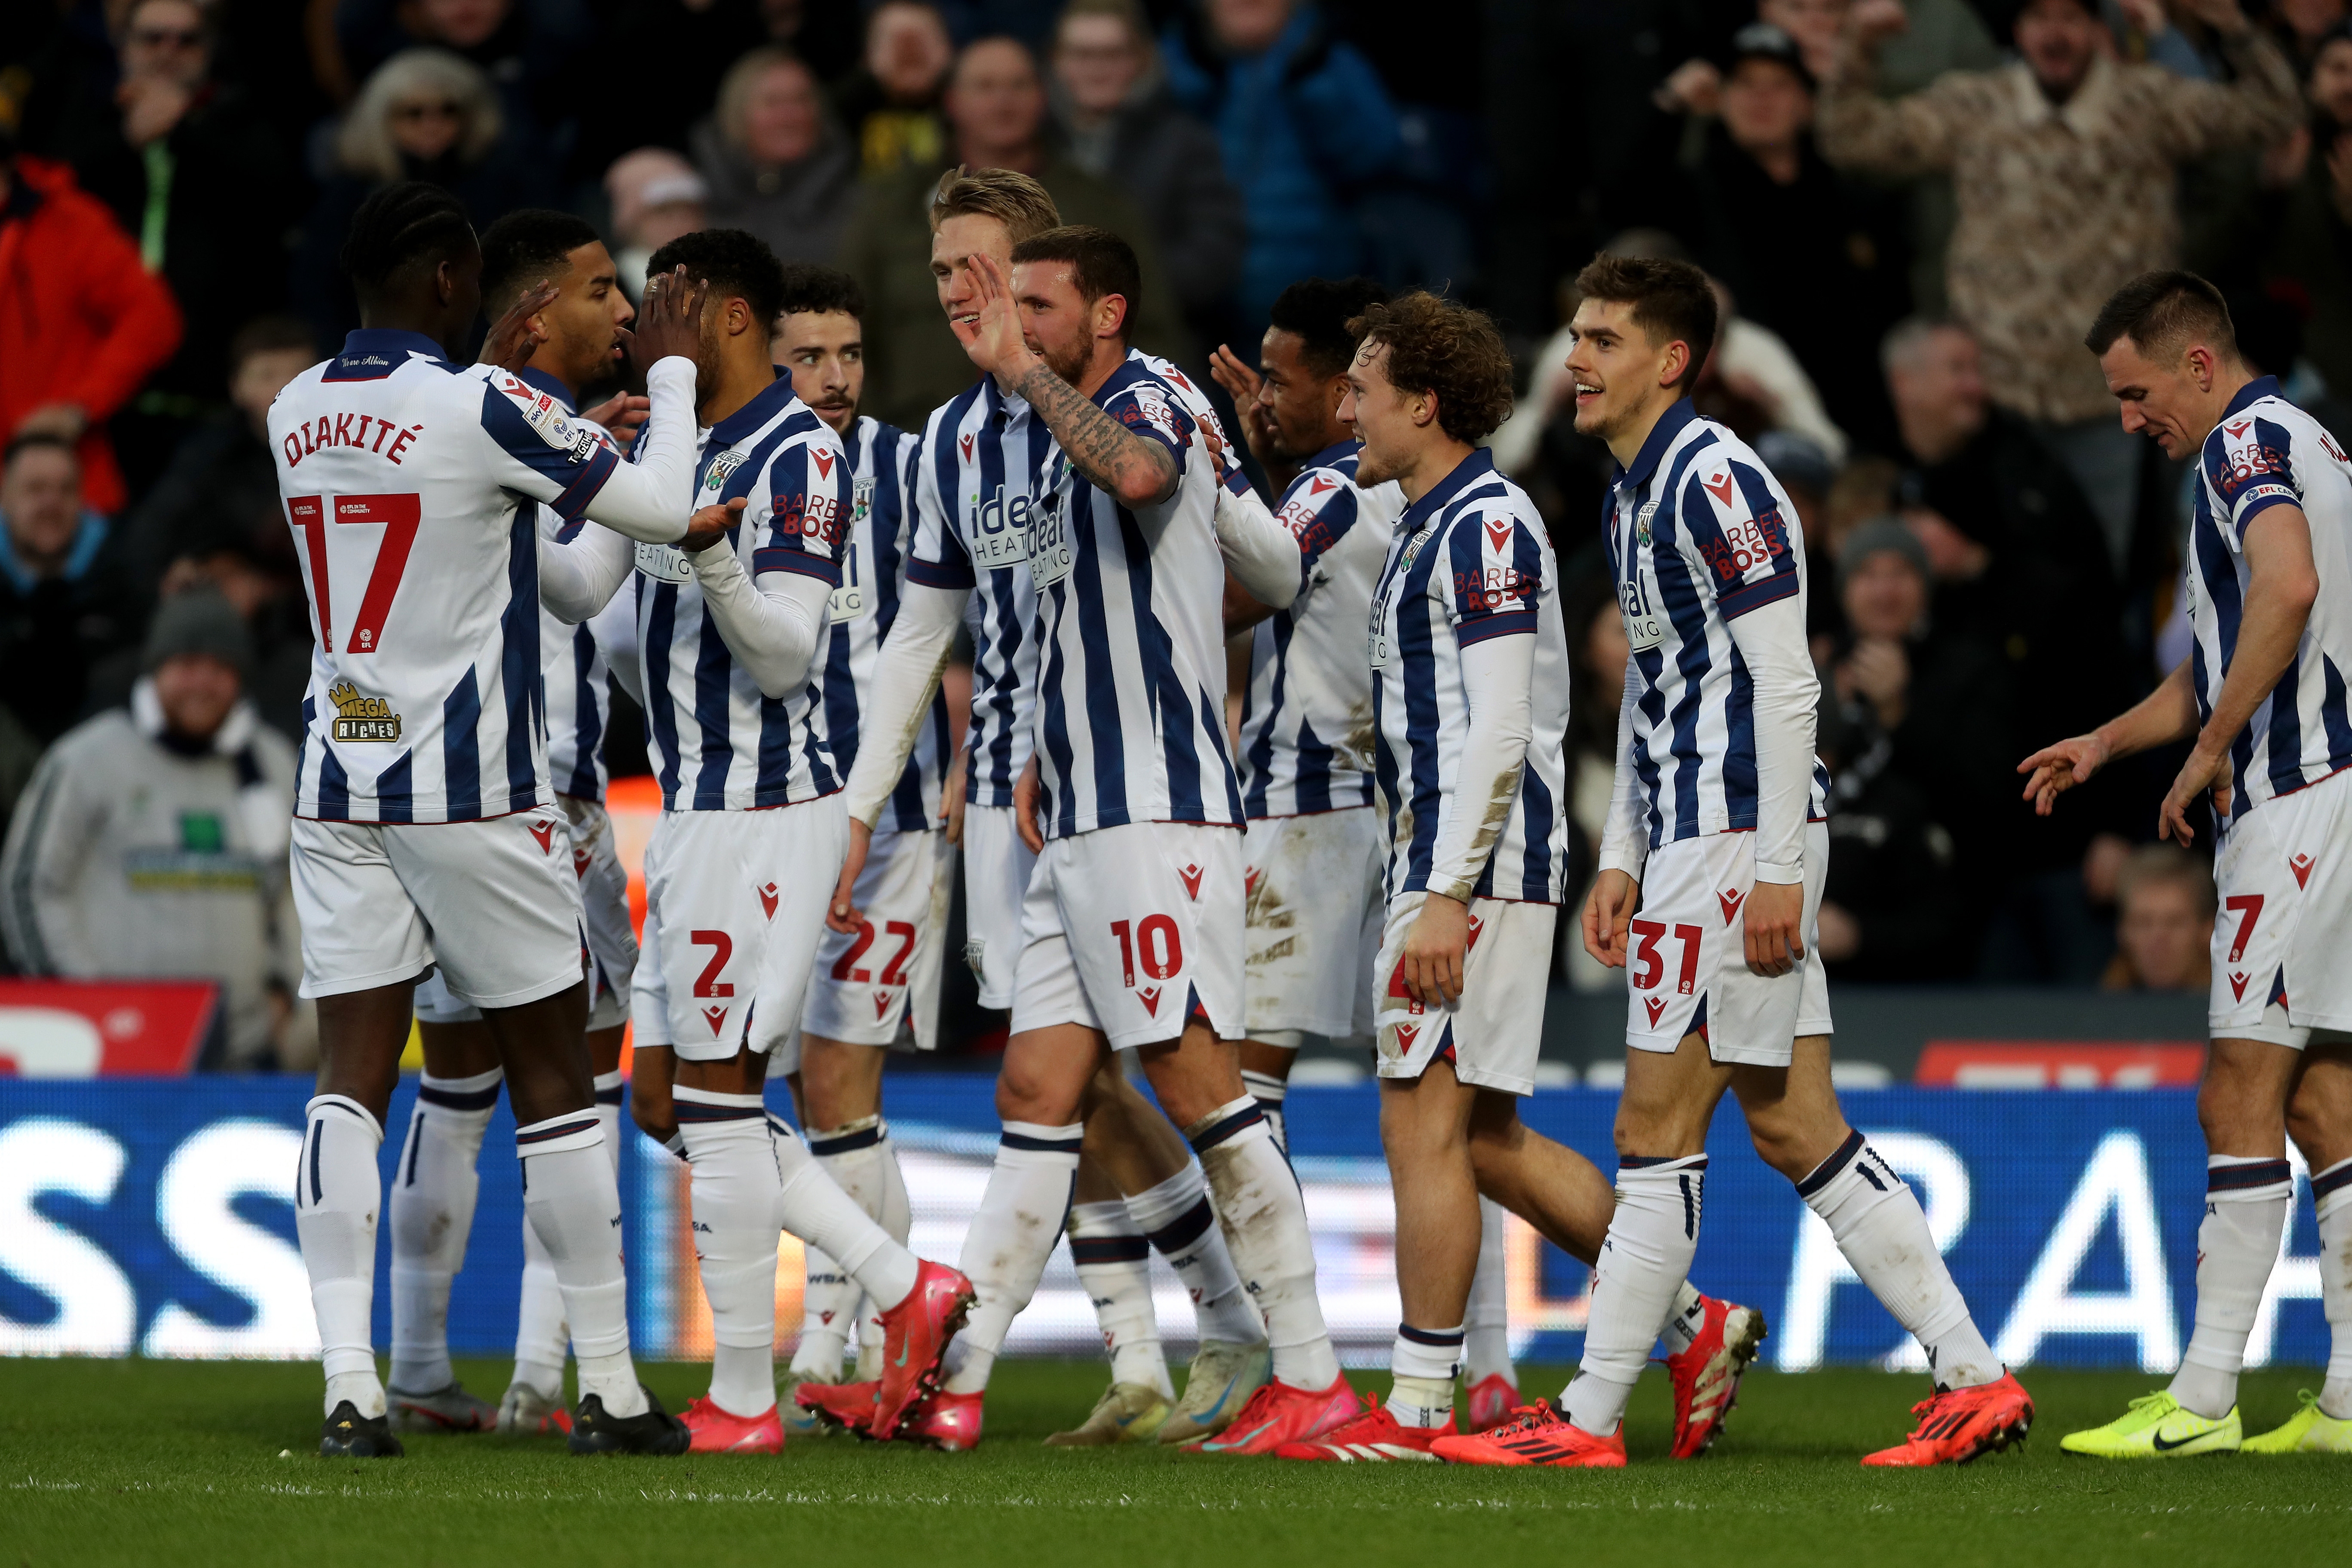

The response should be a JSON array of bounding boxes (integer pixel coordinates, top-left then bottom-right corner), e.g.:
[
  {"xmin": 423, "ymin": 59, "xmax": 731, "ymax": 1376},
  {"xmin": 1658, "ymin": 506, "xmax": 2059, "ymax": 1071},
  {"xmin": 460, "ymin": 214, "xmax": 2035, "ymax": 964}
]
[
  {"xmin": 530, "ymin": 820, "xmax": 557, "ymax": 854},
  {"xmin": 2291, "ymin": 852, "xmax": 2315, "ymax": 888},
  {"xmin": 1179, "ymin": 862, "xmax": 1204, "ymax": 900},
  {"xmin": 1645, "ymin": 996, "xmax": 1667, "ymax": 1027},
  {"xmin": 1139, "ymin": 986, "xmax": 1163, "ymax": 1015},
  {"xmin": 702, "ymin": 1004, "xmax": 729, "ymax": 1034},
  {"xmin": 1718, "ymin": 888, "xmax": 1744, "ymax": 924},
  {"xmin": 760, "ymin": 882, "xmax": 779, "ymax": 919}
]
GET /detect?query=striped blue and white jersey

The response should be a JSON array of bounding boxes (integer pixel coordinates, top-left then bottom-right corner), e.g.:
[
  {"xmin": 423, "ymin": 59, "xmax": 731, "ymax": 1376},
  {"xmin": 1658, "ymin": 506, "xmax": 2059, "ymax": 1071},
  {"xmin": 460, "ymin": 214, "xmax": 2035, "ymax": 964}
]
[
  {"xmin": 1603, "ymin": 400, "xmax": 1830, "ymax": 850},
  {"xmin": 1369, "ymin": 450, "xmax": 1571, "ymax": 903},
  {"xmin": 820, "ymin": 415, "xmax": 952, "ymax": 835},
  {"xmin": 271, "ymin": 330, "xmax": 629, "ymax": 824},
  {"xmin": 2188, "ymin": 375, "xmax": 2352, "ymax": 822},
  {"xmin": 905, "ymin": 378, "xmax": 1054, "ymax": 809},
  {"xmin": 1237, "ymin": 441, "xmax": 1402, "ymax": 818},
  {"xmin": 631, "ymin": 372, "xmax": 850, "ymax": 812},
  {"xmin": 1029, "ymin": 350, "xmax": 1245, "ymax": 839}
]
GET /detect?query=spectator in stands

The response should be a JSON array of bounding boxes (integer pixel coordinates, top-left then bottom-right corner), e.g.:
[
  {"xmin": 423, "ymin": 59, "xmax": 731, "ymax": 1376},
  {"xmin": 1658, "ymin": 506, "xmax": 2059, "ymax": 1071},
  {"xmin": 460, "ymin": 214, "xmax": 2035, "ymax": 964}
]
[
  {"xmin": 2255, "ymin": 24, "xmax": 2352, "ymax": 400},
  {"xmin": 118, "ymin": 318, "xmax": 320, "ymax": 741},
  {"xmin": 295, "ymin": 48, "xmax": 553, "ymax": 346},
  {"xmin": 0, "ymin": 436, "xmax": 141, "ymax": 746},
  {"xmin": 0, "ymin": 128, "xmax": 183, "ymax": 517},
  {"xmin": 2101, "ymin": 844, "xmax": 2216, "ymax": 993},
  {"xmin": 692, "ymin": 48, "xmax": 857, "ymax": 266},
  {"xmin": 837, "ymin": 35, "xmax": 1191, "ymax": 429},
  {"xmin": 2267, "ymin": 0, "xmax": 2349, "ymax": 70},
  {"xmin": 0, "ymin": 590, "xmax": 303, "ymax": 1069},
  {"xmin": 605, "ymin": 147, "xmax": 708, "ymax": 303},
  {"xmin": 1049, "ymin": 0, "xmax": 1242, "ymax": 336},
  {"xmin": 1161, "ymin": 0, "xmax": 1400, "ymax": 331},
  {"xmin": 48, "ymin": 0, "xmax": 294, "ymax": 495},
  {"xmin": 1823, "ymin": 517, "xmax": 2013, "ymax": 960},
  {"xmin": 1619, "ymin": 23, "xmax": 1909, "ymax": 454},
  {"xmin": 833, "ymin": 1, "xmax": 956, "ymax": 176},
  {"xmin": 1819, "ymin": 0, "xmax": 2300, "ymax": 568},
  {"xmin": 336, "ymin": 0, "xmax": 589, "ymax": 160}
]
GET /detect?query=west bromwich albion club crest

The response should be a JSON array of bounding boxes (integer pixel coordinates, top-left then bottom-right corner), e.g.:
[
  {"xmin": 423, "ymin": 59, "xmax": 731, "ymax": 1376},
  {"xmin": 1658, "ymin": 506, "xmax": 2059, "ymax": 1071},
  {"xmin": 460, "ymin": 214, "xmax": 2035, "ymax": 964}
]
[
  {"xmin": 853, "ymin": 475, "xmax": 875, "ymax": 525},
  {"xmin": 1637, "ymin": 501, "xmax": 1657, "ymax": 546},
  {"xmin": 702, "ymin": 450, "xmax": 747, "ymax": 494}
]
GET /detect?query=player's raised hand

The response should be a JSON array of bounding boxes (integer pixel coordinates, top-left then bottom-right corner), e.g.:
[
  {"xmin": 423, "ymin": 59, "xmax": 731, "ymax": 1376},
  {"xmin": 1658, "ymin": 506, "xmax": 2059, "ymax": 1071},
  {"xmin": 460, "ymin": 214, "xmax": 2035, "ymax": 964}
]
[
  {"xmin": 2158, "ymin": 741, "xmax": 2233, "ymax": 846},
  {"xmin": 952, "ymin": 251, "xmax": 1033, "ymax": 381},
  {"xmin": 679, "ymin": 496, "xmax": 745, "ymax": 554},
  {"xmin": 1207, "ymin": 344, "xmax": 1281, "ymax": 467},
  {"xmin": 1400, "ymin": 891, "xmax": 1469, "ymax": 1008},
  {"xmin": 581, "ymin": 392, "xmax": 651, "ymax": 448},
  {"xmin": 632, "ymin": 266, "xmax": 708, "ymax": 370},
  {"xmin": 828, "ymin": 818, "xmax": 872, "ymax": 934},
  {"xmin": 1581, "ymin": 868, "xmax": 1638, "ymax": 968},
  {"xmin": 1743, "ymin": 879, "xmax": 1805, "ymax": 978},
  {"xmin": 1013, "ymin": 753, "xmax": 1044, "ymax": 854},
  {"xmin": 480, "ymin": 281, "xmax": 560, "ymax": 371},
  {"xmin": 2017, "ymin": 732, "xmax": 2111, "ymax": 816}
]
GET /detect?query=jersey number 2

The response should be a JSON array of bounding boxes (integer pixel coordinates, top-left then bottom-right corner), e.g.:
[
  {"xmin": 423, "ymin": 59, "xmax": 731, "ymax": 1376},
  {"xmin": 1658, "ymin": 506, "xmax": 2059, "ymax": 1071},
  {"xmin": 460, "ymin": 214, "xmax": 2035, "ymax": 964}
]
[{"xmin": 287, "ymin": 492, "xmax": 420, "ymax": 653}]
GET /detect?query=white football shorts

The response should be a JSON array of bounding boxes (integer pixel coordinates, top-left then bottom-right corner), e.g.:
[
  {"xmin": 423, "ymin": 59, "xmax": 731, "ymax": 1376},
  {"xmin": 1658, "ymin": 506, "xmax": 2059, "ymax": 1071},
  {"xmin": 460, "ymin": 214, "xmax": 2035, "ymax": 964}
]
[
  {"xmin": 1243, "ymin": 806, "xmax": 1385, "ymax": 1043},
  {"xmin": 292, "ymin": 807, "xmax": 582, "ymax": 1008},
  {"xmin": 629, "ymin": 796, "xmax": 847, "ymax": 1062},
  {"xmin": 1010, "ymin": 821, "xmax": 1244, "ymax": 1050},
  {"xmin": 410, "ymin": 796, "xmax": 635, "ymax": 1030},
  {"xmin": 1621, "ymin": 821, "xmax": 1833, "ymax": 1066},
  {"xmin": 2209, "ymin": 766, "xmax": 2352, "ymax": 1048},
  {"xmin": 1372, "ymin": 891, "xmax": 1558, "ymax": 1095},
  {"xmin": 775, "ymin": 826, "xmax": 953, "ymax": 1071},
  {"xmin": 960, "ymin": 801, "xmax": 1037, "ymax": 1009}
]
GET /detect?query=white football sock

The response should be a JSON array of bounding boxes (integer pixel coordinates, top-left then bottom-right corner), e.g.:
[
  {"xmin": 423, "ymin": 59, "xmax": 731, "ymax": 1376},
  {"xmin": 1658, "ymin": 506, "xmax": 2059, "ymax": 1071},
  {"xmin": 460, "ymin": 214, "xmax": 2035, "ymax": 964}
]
[
  {"xmin": 1661, "ymin": 1279, "xmax": 1706, "ymax": 1356},
  {"xmin": 388, "ymin": 1068, "xmax": 499, "ymax": 1394},
  {"xmin": 1069, "ymin": 1200, "xmax": 1173, "ymax": 1398},
  {"xmin": 517, "ymin": 1109, "xmax": 644, "ymax": 1418},
  {"xmin": 676, "ymin": 1090, "xmax": 784, "ymax": 1419},
  {"xmin": 297, "ymin": 1094, "xmax": 387, "ymax": 1418},
  {"xmin": 941, "ymin": 1121, "xmax": 1082, "ymax": 1396},
  {"xmin": 772, "ymin": 1115, "xmax": 918, "ymax": 1309},
  {"xmin": 1464, "ymin": 1197, "xmax": 1513, "ymax": 1386},
  {"xmin": 789, "ymin": 1117, "xmax": 884, "ymax": 1378},
  {"xmin": 1563, "ymin": 1155, "xmax": 1706, "ymax": 1436},
  {"xmin": 511, "ymin": 1208, "xmax": 568, "ymax": 1403},
  {"xmin": 1191, "ymin": 1097, "xmax": 1339, "ymax": 1389},
  {"xmin": 1390, "ymin": 1323, "xmax": 1463, "ymax": 1428},
  {"xmin": 1241, "ymin": 1068, "xmax": 1288, "ymax": 1152},
  {"xmin": 2314, "ymin": 1160, "xmax": 2352, "ymax": 1420},
  {"xmin": 1126, "ymin": 1160, "xmax": 1264, "ymax": 1345},
  {"xmin": 1799, "ymin": 1131, "xmax": 2000, "ymax": 1392},
  {"xmin": 2169, "ymin": 1153, "xmax": 2293, "ymax": 1420}
]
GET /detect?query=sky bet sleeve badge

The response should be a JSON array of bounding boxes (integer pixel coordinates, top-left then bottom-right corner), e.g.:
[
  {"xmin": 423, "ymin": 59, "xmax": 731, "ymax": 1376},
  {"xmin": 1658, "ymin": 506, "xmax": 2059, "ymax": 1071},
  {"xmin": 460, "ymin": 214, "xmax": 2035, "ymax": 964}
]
[{"xmin": 328, "ymin": 680, "xmax": 401, "ymax": 741}]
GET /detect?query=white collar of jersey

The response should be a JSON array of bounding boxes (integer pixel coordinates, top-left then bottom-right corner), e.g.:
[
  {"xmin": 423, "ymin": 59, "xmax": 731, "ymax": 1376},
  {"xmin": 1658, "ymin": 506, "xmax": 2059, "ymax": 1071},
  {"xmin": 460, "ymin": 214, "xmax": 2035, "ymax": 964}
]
[
  {"xmin": 1614, "ymin": 396, "xmax": 1700, "ymax": 493},
  {"xmin": 1394, "ymin": 446, "xmax": 1498, "ymax": 533},
  {"xmin": 707, "ymin": 367, "xmax": 802, "ymax": 448}
]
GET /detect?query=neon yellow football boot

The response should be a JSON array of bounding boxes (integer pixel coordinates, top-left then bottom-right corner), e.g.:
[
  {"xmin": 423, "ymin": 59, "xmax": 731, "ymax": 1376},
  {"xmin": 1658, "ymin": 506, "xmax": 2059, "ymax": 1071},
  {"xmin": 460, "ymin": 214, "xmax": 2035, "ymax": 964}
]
[
  {"xmin": 2241, "ymin": 1390, "xmax": 2352, "ymax": 1454},
  {"xmin": 2060, "ymin": 1391, "xmax": 2239, "ymax": 1458}
]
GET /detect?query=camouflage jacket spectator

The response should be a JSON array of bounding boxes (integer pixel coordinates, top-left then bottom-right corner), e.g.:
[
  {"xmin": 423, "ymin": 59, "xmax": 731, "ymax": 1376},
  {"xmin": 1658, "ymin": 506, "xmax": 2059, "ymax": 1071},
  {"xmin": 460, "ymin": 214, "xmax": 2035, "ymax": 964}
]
[{"xmin": 1818, "ymin": 30, "xmax": 2300, "ymax": 425}]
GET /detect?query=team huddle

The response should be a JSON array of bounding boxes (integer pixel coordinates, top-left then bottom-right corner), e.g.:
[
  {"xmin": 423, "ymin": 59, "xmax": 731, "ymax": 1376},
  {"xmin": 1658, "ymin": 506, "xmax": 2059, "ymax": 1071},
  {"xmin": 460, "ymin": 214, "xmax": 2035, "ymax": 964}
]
[{"xmin": 272, "ymin": 166, "xmax": 2352, "ymax": 1469}]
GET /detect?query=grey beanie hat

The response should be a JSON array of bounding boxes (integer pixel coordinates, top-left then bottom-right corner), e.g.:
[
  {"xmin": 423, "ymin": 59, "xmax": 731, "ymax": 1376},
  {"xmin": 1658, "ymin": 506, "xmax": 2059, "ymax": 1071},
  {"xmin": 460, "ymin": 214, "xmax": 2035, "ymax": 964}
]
[
  {"xmin": 1837, "ymin": 516, "xmax": 1930, "ymax": 591},
  {"xmin": 143, "ymin": 588, "xmax": 254, "ymax": 680}
]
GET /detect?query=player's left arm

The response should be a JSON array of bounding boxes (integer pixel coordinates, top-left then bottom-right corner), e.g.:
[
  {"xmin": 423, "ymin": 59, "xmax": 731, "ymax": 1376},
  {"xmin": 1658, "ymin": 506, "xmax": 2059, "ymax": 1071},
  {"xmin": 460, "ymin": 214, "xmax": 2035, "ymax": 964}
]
[
  {"xmin": 1400, "ymin": 510, "xmax": 1540, "ymax": 1008},
  {"xmin": 954, "ymin": 251, "xmax": 1178, "ymax": 508},
  {"xmin": 2162, "ymin": 499, "xmax": 2319, "ymax": 842},
  {"xmin": 689, "ymin": 438, "xmax": 847, "ymax": 699},
  {"xmin": 1690, "ymin": 462, "xmax": 1818, "ymax": 976}
]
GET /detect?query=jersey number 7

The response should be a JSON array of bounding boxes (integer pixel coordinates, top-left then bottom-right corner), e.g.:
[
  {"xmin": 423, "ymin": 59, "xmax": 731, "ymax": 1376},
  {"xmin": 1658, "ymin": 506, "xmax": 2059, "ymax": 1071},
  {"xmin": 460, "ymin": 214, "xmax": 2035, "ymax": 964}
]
[{"xmin": 288, "ymin": 493, "xmax": 421, "ymax": 653}]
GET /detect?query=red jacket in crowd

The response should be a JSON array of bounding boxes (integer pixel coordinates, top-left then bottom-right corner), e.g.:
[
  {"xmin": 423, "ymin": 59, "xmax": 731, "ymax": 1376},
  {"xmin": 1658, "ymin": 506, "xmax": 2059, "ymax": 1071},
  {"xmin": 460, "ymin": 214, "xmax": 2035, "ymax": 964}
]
[{"xmin": 0, "ymin": 156, "xmax": 183, "ymax": 514}]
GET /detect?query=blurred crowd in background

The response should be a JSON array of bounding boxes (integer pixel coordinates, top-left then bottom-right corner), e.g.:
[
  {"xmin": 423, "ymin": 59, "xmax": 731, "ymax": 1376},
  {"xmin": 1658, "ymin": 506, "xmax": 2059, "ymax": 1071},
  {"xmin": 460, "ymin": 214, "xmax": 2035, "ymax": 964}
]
[{"xmin": 3, "ymin": 0, "xmax": 2336, "ymax": 1068}]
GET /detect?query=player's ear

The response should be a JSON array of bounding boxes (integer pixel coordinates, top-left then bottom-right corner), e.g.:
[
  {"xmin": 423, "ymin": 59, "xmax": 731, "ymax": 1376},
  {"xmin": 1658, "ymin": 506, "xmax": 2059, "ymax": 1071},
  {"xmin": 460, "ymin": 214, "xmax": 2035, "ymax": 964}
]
[{"xmin": 1099, "ymin": 292, "xmax": 1129, "ymax": 342}]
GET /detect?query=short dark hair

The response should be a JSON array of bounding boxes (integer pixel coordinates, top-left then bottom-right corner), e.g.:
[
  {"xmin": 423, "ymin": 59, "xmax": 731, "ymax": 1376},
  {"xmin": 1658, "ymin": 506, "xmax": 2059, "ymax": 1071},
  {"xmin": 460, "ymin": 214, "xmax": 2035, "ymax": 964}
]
[
  {"xmin": 1269, "ymin": 276, "xmax": 1390, "ymax": 378},
  {"xmin": 1010, "ymin": 225, "xmax": 1141, "ymax": 343},
  {"xmin": 1348, "ymin": 291, "xmax": 1516, "ymax": 446},
  {"xmin": 478, "ymin": 208, "xmax": 603, "ymax": 314},
  {"xmin": 4, "ymin": 430, "xmax": 79, "ymax": 468},
  {"xmin": 777, "ymin": 264, "xmax": 866, "ymax": 320},
  {"xmin": 2084, "ymin": 269, "xmax": 2240, "ymax": 366},
  {"xmin": 341, "ymin": 181, "xmax": 475, "ymax": 301},
  {"xmin": 227, "ymin": 314, "xmax": 317, "ymax": 374},
  {"xmin": 646, "ymin": 227, "xmax": 788, "ymax": 328},
  {"xmin": 1573, "ymin": 252, "xmax": 1719, "ymax": 391}
]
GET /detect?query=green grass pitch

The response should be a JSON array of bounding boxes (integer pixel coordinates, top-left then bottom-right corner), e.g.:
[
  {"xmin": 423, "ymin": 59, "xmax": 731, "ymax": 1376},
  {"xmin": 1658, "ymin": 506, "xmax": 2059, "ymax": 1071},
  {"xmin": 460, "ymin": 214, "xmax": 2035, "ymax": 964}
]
[{"xmin": 1, "ymin": 1359, "xmax": 2342, "ymax": 1567}]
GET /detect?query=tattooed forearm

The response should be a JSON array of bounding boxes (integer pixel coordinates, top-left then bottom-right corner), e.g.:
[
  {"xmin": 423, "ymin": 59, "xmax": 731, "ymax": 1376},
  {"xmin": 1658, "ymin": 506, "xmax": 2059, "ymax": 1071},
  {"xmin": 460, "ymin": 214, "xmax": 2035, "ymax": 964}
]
[{"xmin": 1008, "ymin": 362, "xmax": 1179, "ymax": 506}]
